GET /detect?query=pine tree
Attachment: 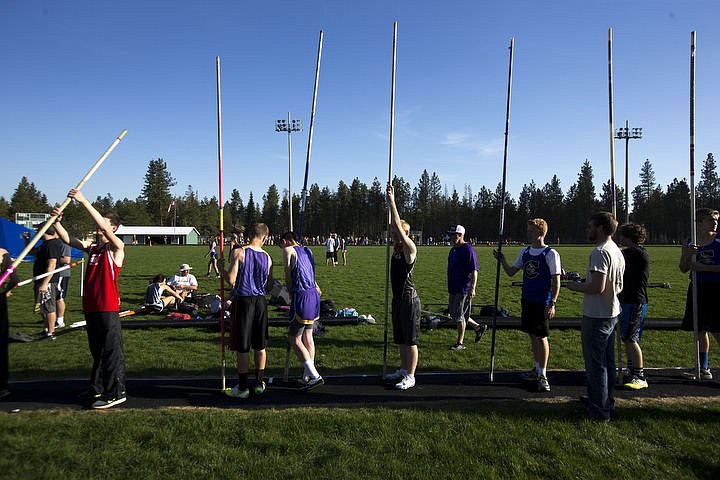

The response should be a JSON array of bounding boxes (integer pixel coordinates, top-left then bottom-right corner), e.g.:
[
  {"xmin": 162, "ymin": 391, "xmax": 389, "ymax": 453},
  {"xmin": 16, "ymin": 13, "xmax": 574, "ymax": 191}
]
[
  {"xmin": 9, "ymin": 177, "xmax": 50, "ymax": 216},
  {"xmin": 696, "ymin": 153, "xmax": 719, "ymax": 209},
  {"xmin": 140, "ymin": 158, "xmax": 176, "ymax": 225}
]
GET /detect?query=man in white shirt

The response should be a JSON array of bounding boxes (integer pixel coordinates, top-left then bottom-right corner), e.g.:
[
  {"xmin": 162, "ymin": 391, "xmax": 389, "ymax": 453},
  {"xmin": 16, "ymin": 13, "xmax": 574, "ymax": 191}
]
[{"xmin": 169, "ymin": 263, "xmax": 198, "ymax": 300}]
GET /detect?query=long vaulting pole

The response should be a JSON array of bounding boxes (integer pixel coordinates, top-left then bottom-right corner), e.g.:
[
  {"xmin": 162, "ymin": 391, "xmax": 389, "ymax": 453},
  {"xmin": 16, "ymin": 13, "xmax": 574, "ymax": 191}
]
[
  {"xmin": 216, "ymin": 56, "xmax": 227, "ymax": 391},
  {"xmin": 285, "ymin": 30, "xmax": 323, "ymax": 383},
  {"xmin": 382, "ymin": 22, "xmax": 398, "ymax": 378},
  {"xmin": 489, "ymin": 37, "xmax": 514, "ymax": 382},
  {"xmin": 0, "ymin": 130, "xmax": 127, "ymax": 288},
  {"xmin": 608, "ymin": 28, "xmax": 624, "ymax": 380},
  {"xmin": 689, "ymin": 32, "xmax": 701, "ymax": 380}
]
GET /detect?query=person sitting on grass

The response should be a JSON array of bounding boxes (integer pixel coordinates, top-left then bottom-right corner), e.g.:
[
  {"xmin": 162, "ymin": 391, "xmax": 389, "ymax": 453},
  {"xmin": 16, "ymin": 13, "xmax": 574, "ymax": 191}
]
[
  {"xmin": 144, "ymin": 274, "xmax": 184, "ymax": 313},
  {"xmin": 168, "ymin": 264, "xmax": 198, "ymax": 300}
]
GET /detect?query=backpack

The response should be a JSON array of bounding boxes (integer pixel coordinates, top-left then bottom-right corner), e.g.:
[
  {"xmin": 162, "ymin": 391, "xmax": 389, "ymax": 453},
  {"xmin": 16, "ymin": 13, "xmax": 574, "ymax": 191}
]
[{"xmin": 320, "ymin": 300, "xmax": 337, "ymax": 318}]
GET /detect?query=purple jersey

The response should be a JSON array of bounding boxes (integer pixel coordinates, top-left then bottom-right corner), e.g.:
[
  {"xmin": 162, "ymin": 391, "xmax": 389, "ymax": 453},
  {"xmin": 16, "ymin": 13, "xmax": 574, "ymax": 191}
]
[
  {"xmin": 289, "ymin": 246, "xmax": 319, "ymax": 322},
  {"xmin": 232, "ymin": 247, "xmax": 271, "ymax": 297},
  {"xmin": 447, "ymin": 242, "xmax": 478, "ymax": 295}
]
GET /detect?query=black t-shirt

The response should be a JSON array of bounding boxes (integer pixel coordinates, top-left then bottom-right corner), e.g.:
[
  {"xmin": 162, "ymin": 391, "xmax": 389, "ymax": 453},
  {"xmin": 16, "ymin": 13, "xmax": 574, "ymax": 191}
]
[
  {"xmin": 33, "ymin": 238, "xmax": 64, "ymax": 282},
  {"xmin": 618, "ymin": 245, "xmax": 649, "ymax": 304}
]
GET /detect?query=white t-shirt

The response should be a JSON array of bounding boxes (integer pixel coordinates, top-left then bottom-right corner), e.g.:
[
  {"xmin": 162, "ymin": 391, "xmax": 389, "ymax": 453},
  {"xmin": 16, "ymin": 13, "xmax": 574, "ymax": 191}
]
[
  {"xmin": 169, "ymin": 273, "xmax": 198, "ymax": 289},
  {"xmin": 512, "ymin": 246, "xmax": 562, "ymax": 274},
  {"xmin": 325, "ymin": 238, "xmax": 336, "ymax": 253},
  {"xmin": 582, "ymin": 240, "xmax": 625, "ymax": 318}
]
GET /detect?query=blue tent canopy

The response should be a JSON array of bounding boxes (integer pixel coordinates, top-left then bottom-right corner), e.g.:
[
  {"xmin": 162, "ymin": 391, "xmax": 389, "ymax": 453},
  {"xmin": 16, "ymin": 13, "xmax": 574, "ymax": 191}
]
[{"xmin": 0, "ymin": 217, "xmax": 84, "ymax": 260}]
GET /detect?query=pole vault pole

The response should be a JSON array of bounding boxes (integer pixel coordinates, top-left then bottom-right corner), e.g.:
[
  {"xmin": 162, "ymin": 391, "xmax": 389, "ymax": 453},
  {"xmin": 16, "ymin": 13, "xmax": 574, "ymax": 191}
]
[
  {"xmin": 0, "ymin": 130, "xmax": 127, "ymax": 289},
  {"xmin": 607, "ymin": 28, "xmax": 624, "ymax": 381},
  {"xmin": 489, "ymin": 37, "xmax": 514, "ymax": 382},
  {"xmin": 382, "ymin": 22, "xmax": 398, "ymax": 378},
  {"xmin": 285, "ymin": 30, "xmax": 323, "ymax": 383},
  {"xmin": 15, "ymin": 259, "xmax": 84, "ymax": 287},
  {"xmin": 689, "ymin": 32, "xmax": 701, "ymax": 380},
  {"xmin": 216, "ymin": 56, "xmax": 228, "ymax": 391}
]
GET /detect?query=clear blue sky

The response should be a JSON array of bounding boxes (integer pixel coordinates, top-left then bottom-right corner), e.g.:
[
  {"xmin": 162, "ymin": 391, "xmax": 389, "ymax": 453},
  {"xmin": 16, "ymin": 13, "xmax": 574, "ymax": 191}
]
[{"xmin": 1, "ymin": 1, "xmax": 718, "ymax": 211}]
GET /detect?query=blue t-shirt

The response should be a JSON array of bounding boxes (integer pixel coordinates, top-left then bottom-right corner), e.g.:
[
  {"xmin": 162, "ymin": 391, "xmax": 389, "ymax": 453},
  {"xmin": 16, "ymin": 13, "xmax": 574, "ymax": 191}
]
[{"xmin": 447, "ymin": 242, "xmax": 478, "ymax": 295}]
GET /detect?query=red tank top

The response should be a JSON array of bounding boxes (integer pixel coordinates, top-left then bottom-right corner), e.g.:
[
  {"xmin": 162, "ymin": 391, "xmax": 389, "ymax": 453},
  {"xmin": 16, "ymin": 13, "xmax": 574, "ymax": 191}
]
[{"xmin": 83, "ymin": 243, "xmax": 123, "ymax": 312}]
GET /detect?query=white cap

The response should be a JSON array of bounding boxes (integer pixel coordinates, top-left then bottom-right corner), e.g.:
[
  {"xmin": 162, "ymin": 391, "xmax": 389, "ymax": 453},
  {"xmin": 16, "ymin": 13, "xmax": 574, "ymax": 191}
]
[
  {"xmin": 447, "ymin": 225, "xmax": 465, "ymax": 235},
  {"xmin": 179, "ymin": 263, "xmax": 193, "ymax": 272}
]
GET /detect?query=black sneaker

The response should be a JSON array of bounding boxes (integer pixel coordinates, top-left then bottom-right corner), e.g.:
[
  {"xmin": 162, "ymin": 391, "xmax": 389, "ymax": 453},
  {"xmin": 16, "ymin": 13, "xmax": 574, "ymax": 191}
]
[
  {"xmin": 475, "ymin": 323, "xmax": 488, "ymax": 343},
  {"xmin": 536, "ymin": 375, "xmax": 551, "ymax": 392},
  {"xmin": 91, "ymin": 395, "xmax": 127, "ymax": 410},
  {"xmin": 0, "ymin": 389, "xmax": 10, "ymax": 400},
  {"xmin": 78, "ymin": 390, "xmax": 102, "ymax": 402}
]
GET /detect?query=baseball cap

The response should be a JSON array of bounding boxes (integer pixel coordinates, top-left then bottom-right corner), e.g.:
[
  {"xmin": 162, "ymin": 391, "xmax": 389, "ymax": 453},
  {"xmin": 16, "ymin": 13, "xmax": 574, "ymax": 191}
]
[{"xmin": 447, "ymin": 225, "xmax": 465, "ymax": 235}]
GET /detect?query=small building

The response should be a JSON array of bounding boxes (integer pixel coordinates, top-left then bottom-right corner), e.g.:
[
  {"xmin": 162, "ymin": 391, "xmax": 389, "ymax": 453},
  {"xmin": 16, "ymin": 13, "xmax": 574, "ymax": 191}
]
[{"xmin": 114, "ymin": 225, "xmax": 200, "ymax": 245}]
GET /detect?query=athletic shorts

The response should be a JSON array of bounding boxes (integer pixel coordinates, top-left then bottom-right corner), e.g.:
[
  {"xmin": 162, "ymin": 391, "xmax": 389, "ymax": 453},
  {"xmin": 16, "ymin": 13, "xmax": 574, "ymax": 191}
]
[
  {"xmin": 34, "ymin": 283, "xmax": 58, "ymax": 315},
  {"xmin": 230, "ymin": 295, "xmax": 268, "ymax": 353},
  {"xmin": 620, "ymin": 303, "xmax": 647, "ymax": 343},
  {"xmin": 326, "ymin": 252, "xmax": 334, "ymax": 259},
  {"xmin": 448, "ymin": 293, "xmax": 472, "ymax": 323},
  {"xmin": 520, "ymin": 298, "xmax": 550, "ymax": 338},
  {"xmin": 682, "ymin": 281, "xmax": 720, "ymax": 332},
  {"xmin": 392, "ymin": 295, "xmax": 421, "ymax": 346},
  {"xmin": 56, "ymin": 277, "xmax": 69, "ymax": 300},
  {"xmin": 288, "ymin": 289, "xmax": 320, "ymax": 337}
]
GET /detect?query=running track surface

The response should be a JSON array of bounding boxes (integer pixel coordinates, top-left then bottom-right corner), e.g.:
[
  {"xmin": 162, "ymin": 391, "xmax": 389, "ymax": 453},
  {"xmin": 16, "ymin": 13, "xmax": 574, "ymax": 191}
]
[{"xmin": 1, "ymin": 368, "xmax": 719, "ymax": 412}]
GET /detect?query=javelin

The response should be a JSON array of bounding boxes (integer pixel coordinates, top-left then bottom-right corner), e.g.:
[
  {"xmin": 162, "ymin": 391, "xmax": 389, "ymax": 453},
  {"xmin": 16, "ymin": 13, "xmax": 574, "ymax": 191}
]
[
  {"xmin": 15, "ymin": 259, "xmax": 84, "ymax": 287},
  {"xmin": 689, "ymin": 32, "xmax": 701, "ymax": 380},
  {"xmin": 489, "ymin": 37, "xmax": 514, "ymax": 383},
  {"xmin": 216, "ymin": 56, "xmax": 228, "ymax": 391},
  {"xmin": 285, "ymin": 30, "xmax": 324, "ymax": 383},
  {"xmin": 382, "ymin": 22, "xmax": 398, "ymax": 378},
  {"xmin": 0, "ymin": 130, "xmax": 127, "ymax": 289}
]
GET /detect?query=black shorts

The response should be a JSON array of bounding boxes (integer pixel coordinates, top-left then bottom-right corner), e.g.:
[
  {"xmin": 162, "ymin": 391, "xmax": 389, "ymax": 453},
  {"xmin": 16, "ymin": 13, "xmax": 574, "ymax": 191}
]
[
  {"xmin": 56, "ymin": 277, "xmax": 69, "ymax": 300},
  {"xmin": 682, "ymin": 281, "xmax": 720, "ymax": 333},
  {"xmin": 392, "ymin": 295, "xmax": 421, "ymax": 346},
  {"xmin": 520, "ymin": 298, "xmax": 550, "ymax": 338},
  {"xmin": 230, "ymin": 296, "xmax": 269, "ymax": 353}
]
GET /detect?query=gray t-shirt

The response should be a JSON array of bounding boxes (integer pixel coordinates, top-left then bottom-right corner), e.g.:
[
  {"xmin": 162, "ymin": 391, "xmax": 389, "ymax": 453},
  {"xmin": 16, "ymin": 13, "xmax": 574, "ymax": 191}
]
[
  {"xmin": 57, "ymin": 244, "xmax": 72, "ymax": 278},
  {"xmin": 582, "ymin": 240, "xmax": 625, "ymax": 318}
]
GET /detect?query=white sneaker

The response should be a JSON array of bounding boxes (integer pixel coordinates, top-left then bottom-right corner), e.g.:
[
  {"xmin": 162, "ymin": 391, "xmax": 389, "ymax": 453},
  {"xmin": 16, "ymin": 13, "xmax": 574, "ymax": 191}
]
[
  {"xmin": 385, "ymin": 369, "xmax": 406, "ymax": 381},
  {"xmin": 395, "ymin": 374, "xmax": 416, "ymax": 390},
  {"xmin": 55, "ymin": 319, "xmax": 65, "ymax": 329}
]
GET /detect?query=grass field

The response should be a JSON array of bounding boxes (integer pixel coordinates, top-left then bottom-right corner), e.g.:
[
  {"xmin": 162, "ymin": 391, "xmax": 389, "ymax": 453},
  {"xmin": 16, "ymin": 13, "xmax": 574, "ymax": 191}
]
[{"xmin": 2, "ymin": 243, "xmax": 719, "ymax": 479}]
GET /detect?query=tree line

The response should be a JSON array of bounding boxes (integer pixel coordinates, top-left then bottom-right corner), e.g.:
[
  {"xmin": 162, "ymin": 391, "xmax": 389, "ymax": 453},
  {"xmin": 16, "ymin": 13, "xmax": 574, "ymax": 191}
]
[{"xmin": 2, "ymin": 154, "xmax": 718, "ymax": 244}]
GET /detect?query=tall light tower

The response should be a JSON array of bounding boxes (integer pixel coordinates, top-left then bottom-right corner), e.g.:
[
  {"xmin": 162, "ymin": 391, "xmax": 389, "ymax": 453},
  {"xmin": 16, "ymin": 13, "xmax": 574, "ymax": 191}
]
[
  {"xmin": 275, "ymin": 113, "xmax": 302, "ymax": 231},
  {"xmin": 614, "ymin": 120, "xmax": 643, "ymax": 223}
]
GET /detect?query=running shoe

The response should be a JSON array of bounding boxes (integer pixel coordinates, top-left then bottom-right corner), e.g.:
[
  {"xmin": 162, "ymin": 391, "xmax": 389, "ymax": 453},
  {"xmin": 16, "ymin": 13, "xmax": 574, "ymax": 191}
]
[
  {"xmin": 449, "ymin": 342, "xmax": 466, "ymax": 351},
  {"xmin": 385, "ymin": 369, "xmax": 406, "ymax": 381},
  {"xmin": 520, "ymin": 367, "xmax": 538, "ymax": 381},
  {"xmin": 300, "ymin": 376, "xmax": 324, "ymax": 392},
  {"xmin": 78, "ymin": 390, "xmax": 101, "ymax": 402},
  {"xmin": 623, "ymin": 375, "xmax": 649, "ymax": 390},
  {"xmin": 55, "ymin": 319, "xmax": 65, "ymax": 329},
  {"xmin": 254, "ymin": 381, "xmax": 266, "ymax": 395},
  {"xmin": 475, "ymin": 323, "xmax": 488, "ymax": 343},
  {"xmin": 536, "ymin": 375, "xmax": 551, "ymax": 392},
  {"xmin": 682, "ymin": 368, "xmax": 713, "ymax": 381},
  {"xmin": 225, "ymin": 385, "xmax": 250, "ymax": 398},
  {"xmin": 0, "ymin": 389, "xmax": 10, "ymax": 400},
  {"xmin": 395, "ymin": 374, "xmax": 416, "ymax": 390},
  {"xmin": 91, "ymin": 396, "xmax": 127, "ymax": 410}
]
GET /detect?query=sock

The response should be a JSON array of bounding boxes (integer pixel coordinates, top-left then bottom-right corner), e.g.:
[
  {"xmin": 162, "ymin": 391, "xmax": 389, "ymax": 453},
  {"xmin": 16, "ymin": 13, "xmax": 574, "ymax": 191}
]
[
  {"xmin": 238, "ymin": 373, "xmax": 249, "ymax": 390},
  {"xmin": 626, "ymin": 362, "xmax": 633, "ymax": 372},
  {"xmin": 304, "ymin": 360, "xmax": 320, "ymax": 379},
  {"xmin": 538, "ymin": 367, "xmax": 547, "ymax": 378},
  {"xmin": 255, "ymin": 368, "xmax": 265, "ymax": 384},
  {"xmin": 633, "ymin": 367, "xmax": 645, "ymax": 379},
  {"xmin": 57, "ymin": 316, "xmax": 64, "ymax": 324},
  {"xmin": 406, "ymin": 373, "xmax": 414, "ymax": 379},
  {"xmin": 700, "ymin": 352, "xmax": 709, "ymax": 370},
  {"xmin": 534, "ymin": 362, "xmax": 540, "ymax": 372}
]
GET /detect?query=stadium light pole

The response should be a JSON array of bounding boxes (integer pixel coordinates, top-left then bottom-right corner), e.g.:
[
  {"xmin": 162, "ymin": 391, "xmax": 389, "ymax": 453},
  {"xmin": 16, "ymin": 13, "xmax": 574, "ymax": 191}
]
[
  {"xmin": 614, "ymin": 120, "xmax": 643, "ymax": 224},
  {"xmin": 275, "ymin": 113, "xmax": 303, "ymax": 231}
]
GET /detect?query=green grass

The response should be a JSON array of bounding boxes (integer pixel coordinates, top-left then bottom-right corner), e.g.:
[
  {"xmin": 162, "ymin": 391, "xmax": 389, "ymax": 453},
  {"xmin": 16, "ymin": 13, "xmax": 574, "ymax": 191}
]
[{"xmin": 3, "ymin": 243, "xmax": 719, "ymax": 479}]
